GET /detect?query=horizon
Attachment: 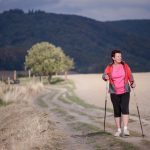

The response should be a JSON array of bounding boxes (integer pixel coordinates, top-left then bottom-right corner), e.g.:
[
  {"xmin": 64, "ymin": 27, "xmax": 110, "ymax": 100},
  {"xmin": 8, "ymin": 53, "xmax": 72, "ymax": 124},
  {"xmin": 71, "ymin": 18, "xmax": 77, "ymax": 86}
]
[{"xmin": 1, "ymin": 8, "xmax": 150, "ymax": 22}]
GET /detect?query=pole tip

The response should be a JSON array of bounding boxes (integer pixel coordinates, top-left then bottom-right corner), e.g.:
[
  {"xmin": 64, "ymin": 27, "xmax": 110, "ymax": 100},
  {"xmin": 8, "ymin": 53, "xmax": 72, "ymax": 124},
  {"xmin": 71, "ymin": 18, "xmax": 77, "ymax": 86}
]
[{"xmin": 142, "ymin": 134, "xmax": 145, "ymax": 138}]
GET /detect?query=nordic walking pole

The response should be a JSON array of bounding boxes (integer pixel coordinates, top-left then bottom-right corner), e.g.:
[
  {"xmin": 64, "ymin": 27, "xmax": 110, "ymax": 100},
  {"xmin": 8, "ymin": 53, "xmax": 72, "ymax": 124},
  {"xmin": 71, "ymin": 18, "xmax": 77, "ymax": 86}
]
[
  {"xmin": 132, "ymin": 88, "xmax": 145, "ymax": 137},
  {"xmin": 104, "ymin": 81, "xmax": 108, "ymax": 132}
]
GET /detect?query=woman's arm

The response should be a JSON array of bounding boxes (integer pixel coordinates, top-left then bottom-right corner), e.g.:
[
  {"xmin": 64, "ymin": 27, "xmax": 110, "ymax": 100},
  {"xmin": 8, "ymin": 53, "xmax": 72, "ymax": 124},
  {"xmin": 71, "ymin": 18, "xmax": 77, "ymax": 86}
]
[
  {"xmin": 126, "ymin": 64, "xmax": 136, "ymax": 88},
  {"xmin": 102, "ymin": 66, "xmax": 110, "ymax": 81}
]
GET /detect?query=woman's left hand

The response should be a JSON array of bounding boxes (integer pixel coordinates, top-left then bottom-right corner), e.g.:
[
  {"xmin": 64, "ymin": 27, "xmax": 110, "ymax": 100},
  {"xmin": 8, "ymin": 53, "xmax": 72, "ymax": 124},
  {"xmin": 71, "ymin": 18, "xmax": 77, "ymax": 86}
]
[{"xmin": 131, "ymin": 82, "xmax": 136, "ymax": 88}]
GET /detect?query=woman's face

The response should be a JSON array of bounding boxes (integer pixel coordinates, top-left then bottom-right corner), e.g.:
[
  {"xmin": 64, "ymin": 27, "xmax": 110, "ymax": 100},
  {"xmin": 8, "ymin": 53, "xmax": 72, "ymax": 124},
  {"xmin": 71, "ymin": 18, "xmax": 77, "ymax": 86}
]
[{"xmin": 112, "ymin": 53, "xmax": 122, "ymax": 64}]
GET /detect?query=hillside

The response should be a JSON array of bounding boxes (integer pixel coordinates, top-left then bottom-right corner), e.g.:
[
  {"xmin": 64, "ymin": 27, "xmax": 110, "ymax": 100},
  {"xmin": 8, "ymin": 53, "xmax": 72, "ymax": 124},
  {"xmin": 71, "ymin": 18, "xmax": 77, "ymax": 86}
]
[{"xmin": 0, "ymin": 9, "xmax": 150, "ymax": 73}]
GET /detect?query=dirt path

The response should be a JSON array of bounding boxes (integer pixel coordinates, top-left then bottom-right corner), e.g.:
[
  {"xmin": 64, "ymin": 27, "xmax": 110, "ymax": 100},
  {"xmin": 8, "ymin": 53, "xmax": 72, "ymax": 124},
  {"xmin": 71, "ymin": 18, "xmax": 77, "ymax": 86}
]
[
  {"xmin": 34, "ymin": 79, "xmax": 150, "ymax": 150},
  {"xmin": 36, "ymin": 87, "xmax": 94, "ymax": 150}
]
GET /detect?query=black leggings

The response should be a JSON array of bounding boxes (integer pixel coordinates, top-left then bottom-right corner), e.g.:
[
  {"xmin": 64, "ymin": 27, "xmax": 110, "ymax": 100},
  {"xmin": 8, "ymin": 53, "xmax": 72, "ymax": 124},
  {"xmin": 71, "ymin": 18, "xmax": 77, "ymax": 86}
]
[{"xmin": 110, "ymin": 92, "xmax": 130, "ymax": 117}]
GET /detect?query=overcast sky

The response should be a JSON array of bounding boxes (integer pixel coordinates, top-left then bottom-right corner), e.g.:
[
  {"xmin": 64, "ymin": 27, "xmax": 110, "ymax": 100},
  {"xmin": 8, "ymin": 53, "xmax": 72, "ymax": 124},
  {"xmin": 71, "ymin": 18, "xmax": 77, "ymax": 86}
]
[{"xmin": 0, "ymin": 0, "xmax": 150, "ymax": 21}]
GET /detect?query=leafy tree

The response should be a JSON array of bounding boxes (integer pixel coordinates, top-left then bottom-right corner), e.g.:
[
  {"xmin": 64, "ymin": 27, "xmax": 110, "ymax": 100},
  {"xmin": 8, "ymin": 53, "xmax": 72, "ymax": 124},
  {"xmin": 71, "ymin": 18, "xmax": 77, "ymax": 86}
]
[{"xmin": 25, "ymin": 42, "xmax": 74, "ymax": 82}]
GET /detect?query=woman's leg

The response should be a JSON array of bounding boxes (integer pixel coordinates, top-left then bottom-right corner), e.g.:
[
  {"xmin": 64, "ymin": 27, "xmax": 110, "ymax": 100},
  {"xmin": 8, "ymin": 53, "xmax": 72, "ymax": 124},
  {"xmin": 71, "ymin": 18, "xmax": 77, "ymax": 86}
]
[
  {"xmin": 114, "ymin": 117, "xmax": 122, "ymax": 129},
  {"xmin": 120, "ymin": 92, "xmax": 130, "ymax": 127},
  {"xmin": 122, "ymin": 115, "xmax": 129, "ymax": 127},
  {"xmin": 121, "ymin": 92, "xmax": 130, "ymax": 135},
  {"xmin": 110, "ymin": 94, "xmax": 122, "ymax": 129}
]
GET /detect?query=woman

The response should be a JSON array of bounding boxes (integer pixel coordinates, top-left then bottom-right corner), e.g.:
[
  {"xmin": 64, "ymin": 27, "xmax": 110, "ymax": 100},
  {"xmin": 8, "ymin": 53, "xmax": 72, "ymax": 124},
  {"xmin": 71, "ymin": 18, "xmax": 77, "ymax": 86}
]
[{"xmin": 102, "ymin": 49, "xmax": 136, "ymax": 137}]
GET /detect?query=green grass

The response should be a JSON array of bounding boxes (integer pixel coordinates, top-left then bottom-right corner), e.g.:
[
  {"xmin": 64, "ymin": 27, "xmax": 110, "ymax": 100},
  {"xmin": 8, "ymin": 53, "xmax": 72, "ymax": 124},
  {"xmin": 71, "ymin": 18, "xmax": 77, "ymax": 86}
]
[
  {"xmin": 94, "ymin": 133, "xmax": 139, "ymax": 150},
  {"xmin": 129, "ymin": 118, "xmax": 136, "ymax": 123},
  {"xmin": 111, "ymin": 139, "xmax": 139, "ymax": 150},
  {"xmin": 46, "ymin": 90, "xmax": 60, "ymax": 102},
  {"xmin": 0, "ymin": 99, "xmax": 11, "ymax": 107},
  {"xmin": 51, "ymin": 107, "xmax": 68, "ymax": 116},
  {"xmin": 50, "ymin": 77, "xmax": 65, "ymax": 84},
  {"xmin": 74, "ymin": 110, "xmax": 89, "ymax": 116},
  {"xmin": 19, "ymin": 77, "xmax": 32, "ymax": 83},
  {"xmin": 36, "ymin": 98, "xmax": 48, "ymax": 108},
  {"xmin": 51, "ymin": 107, "xmax": 76, "ymax": 122},
  {"xmin": 64, "ymin": 115, "xmax": 76, "ymax": 122},
  {"xmin": 69, "ymin": 121, "xmax": 100, "ymax": 132},
  {"xmin": 19, "ymin": 76, "xmax": 40, "ymax": 85},
  {"xmin": 130, "ymin": 130, "xmax": 142, "ymax": 137},
  {"xmin": 64, "ymin": 91, "xmax": 98, "ymax": 109},
  {"xmin": 141, "ymin": 139, "xmax": 150, "ymax": 148},
  {"xmin": 94, "ymin": 144, "xmax": 104, "ymax": 150},
  {"xmin": 98, "ymin": 106, "xmax": 113, "ymax": 113},
  {"xmin": 19, "ymin": 76, "xmax": 66, "ymax": 85},
  {"xmin": 58, "ymin": 95, "xmax": 72, "ymax": 104},
  {"xmin": 94, "ymin": 141, "xmax": 138, "ymax": 150}
]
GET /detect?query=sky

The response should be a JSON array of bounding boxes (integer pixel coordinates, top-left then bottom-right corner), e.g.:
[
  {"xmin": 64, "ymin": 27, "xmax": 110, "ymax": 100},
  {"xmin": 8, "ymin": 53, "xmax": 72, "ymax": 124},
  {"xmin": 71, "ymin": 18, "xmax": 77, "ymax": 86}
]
[{"xmin": 0, "ymin": 0, "xmax": 150, "ymax": 21}]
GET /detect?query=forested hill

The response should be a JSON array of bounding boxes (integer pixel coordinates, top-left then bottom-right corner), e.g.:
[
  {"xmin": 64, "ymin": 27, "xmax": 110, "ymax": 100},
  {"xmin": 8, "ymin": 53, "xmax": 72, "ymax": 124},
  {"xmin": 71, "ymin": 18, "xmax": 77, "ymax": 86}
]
[{"xmin": 0, "ymin": 9, "xmax": 150, "ymax": 73}]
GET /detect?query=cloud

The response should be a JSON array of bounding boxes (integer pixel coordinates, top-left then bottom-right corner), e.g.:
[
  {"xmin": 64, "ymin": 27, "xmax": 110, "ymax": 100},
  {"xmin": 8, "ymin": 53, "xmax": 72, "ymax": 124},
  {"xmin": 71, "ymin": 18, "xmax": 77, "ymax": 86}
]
[{"xmin": 0, "ymin": 0, "xmax": 150, "ymax": 21}]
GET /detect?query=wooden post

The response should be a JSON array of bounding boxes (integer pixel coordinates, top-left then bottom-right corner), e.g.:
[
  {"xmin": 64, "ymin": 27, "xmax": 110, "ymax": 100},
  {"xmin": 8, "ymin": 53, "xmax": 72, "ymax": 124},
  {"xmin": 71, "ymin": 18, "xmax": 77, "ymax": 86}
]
[
  {"xmin": 32, "ymin": 75, "xmax": 35, "ymax": 81},
  {"xmin": 55, "ymin": 72, "xmax": 58, "ymax": 76},
  {"xmin": 28, "ymin": 70, "xmax": 31, "ymax": 78},
  {"xmin": 39, "ymin": 75, "xmax": 42, "ymax": 83},
  {"xmin": 65, "ymin": 71, "xmax": 67, "ymax": 80},
  {"xmin": 8, "ymin": 77, "xmax": 10, "ymax": 85},
  {"xmin": 14, "ymin": 70, "xmax": 17, "ymax": 81},
  {"xmin": 1, "ymin": 75, "xmax": 3, "ymax": 82}
]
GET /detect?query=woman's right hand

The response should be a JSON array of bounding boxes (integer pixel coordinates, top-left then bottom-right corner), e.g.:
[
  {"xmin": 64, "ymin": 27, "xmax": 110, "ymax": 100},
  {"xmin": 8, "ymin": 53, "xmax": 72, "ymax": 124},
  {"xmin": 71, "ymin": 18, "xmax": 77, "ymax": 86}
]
[{"xmin": 105, "ymin": 75, "xmax": 109, "ymax": 80}]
